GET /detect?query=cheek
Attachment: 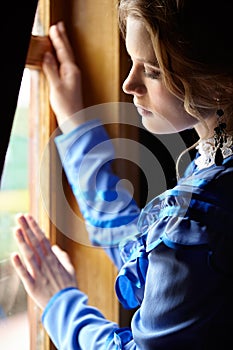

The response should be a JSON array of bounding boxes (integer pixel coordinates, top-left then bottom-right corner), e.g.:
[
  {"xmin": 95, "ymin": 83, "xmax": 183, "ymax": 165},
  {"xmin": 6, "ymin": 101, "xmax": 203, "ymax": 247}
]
[
  {"xmin": 148, "ymin": 90, "xmax": 196, "ymax": 132},
  {"xmin": 149, "ymin": 89, "xmax": 180, "ymax": 119}
]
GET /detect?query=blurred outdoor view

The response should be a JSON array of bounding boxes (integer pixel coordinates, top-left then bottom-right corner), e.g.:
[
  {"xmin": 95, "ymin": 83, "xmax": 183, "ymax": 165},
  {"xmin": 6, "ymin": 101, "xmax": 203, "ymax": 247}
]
[{"xmin": 0, "ymin": 68, "xmax": 30, "ymax": 349}]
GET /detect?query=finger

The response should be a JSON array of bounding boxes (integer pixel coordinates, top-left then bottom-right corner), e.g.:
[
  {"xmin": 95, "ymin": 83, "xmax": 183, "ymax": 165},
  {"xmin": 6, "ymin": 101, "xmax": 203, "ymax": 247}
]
[
  {"xmin": 18, "ymin": 221, "xmax": 72, "ymax": 282},
  {"xmin": 42, "ymin": 51, "xmax": 61, "ymax": 87},
  {"xmin": 42, "ymin": 51, "xmax": 59, "ymax": 82},
  {"xmin": 49, "ymin": 21, "xmax": 76, "ymax": 65},
  {"xmin": 11, "ymin": 253, "xmax": 35, "ymax": 293},
  {"xmin": 25, "ymin": 214, "xmax": 51, "ymax": 254},
  {"xmin": 13, "ymin": 228, "xmax": 40, "ymax": 277},
  {"xmin": 14, "ymin": 227, "xmax": 62, "ymax": 291},
  {"xmin": 16, "ymin": 215, "xmax": 49, "ymax": 263},
  {"xmin": 52, "ymin": 245, "xmax": 76, "ymax": 275}
]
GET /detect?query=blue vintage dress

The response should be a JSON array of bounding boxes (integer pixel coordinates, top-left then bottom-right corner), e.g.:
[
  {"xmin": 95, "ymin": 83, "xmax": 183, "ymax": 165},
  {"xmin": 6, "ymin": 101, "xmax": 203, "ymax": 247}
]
[{"xmin": 42, "ymin": 119, "xmax": 233, "ymax": 349}]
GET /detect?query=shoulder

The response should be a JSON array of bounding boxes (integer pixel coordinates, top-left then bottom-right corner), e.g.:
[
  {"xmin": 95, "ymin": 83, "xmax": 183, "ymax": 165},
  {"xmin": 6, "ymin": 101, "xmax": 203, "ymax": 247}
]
[
  {"xmin": 145, "ymin": 157, "xmax": 233, "ymax": 251},
  {"xmin": 180, "ymin": 156, "xmax": 233, "ymax": 207}
]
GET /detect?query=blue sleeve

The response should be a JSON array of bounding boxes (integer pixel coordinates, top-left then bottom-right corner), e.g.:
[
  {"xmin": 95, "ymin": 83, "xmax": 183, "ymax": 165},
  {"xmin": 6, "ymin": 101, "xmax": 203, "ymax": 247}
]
[
  {"xmin": 54, "ymin": 120, "xmax": 140, "ymax": 270},
  {"xmin": 42, "ymin": 287, "xmax": 138, "ymax": 350}
]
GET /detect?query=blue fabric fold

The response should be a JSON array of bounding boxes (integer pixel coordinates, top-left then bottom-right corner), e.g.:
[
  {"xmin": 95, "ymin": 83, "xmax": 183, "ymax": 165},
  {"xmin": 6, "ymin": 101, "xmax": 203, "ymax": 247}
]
[{"xmin": 115, "ymin": 237, "xmax": 148, "ymax": 309}]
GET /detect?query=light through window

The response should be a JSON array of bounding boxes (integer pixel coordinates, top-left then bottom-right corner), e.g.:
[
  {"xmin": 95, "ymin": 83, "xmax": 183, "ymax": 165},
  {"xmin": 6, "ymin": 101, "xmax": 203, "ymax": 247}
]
[{"xmin": 0, "ymin": 68, "xmax": 30, "ymax": 350}]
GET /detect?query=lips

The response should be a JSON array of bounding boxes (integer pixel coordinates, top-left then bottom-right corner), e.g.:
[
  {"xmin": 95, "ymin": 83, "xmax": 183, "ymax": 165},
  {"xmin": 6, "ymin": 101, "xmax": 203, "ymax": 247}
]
[{"xmin": 135, "ymin": 104, "xmax": 152, "ymax": 117}]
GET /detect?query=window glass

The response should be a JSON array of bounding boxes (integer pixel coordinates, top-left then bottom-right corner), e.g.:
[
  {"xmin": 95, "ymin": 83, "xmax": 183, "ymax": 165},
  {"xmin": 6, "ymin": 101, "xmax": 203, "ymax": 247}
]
[{"xmin": 0, "ymin": 68, "xmax": 30, "ymax": 350}]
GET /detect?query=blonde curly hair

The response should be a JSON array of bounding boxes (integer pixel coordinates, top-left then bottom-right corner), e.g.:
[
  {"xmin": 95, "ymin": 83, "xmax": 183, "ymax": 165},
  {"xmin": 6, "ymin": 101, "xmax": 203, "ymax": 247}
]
[{"xmin": 118, "ymin": 0, "xmax": 233, "ymax": 176}]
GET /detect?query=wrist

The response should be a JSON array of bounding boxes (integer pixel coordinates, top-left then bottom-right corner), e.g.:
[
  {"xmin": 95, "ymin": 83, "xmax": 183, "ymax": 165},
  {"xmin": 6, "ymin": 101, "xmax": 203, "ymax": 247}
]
[
  {"xmin": 58, "ymin": 110, "xmax": 87, "ymax": 134},
  {"xmin": 42, "ymin": 287, "xmax": 78, "ymax": 317}
]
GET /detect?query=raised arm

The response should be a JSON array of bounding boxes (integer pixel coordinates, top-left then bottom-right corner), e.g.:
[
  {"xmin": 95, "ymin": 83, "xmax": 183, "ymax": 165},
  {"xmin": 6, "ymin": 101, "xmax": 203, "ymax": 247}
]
[{"xmin": 42, "ymin": 22, "xmax": 140, "ymax": 268}]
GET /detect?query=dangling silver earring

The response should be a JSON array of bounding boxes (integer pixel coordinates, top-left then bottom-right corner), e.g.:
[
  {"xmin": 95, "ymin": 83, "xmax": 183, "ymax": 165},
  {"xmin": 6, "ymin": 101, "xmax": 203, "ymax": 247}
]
[{"xmin": 214, "ymin": 102, "xmax": 226, "ymax": 166}]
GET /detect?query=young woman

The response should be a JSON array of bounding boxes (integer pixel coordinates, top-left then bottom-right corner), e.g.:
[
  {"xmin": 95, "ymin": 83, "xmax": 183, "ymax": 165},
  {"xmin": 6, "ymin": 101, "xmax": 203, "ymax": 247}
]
[{"xmin": 11, "ymin": 1, "xmax": 233, "ymax": 349}]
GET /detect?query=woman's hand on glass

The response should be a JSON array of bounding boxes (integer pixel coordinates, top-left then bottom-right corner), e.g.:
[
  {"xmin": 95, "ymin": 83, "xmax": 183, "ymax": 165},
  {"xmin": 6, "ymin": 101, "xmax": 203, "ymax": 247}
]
[{"xmin": 11, "ymin": 214, "xmax": 78, "ymax": 310}]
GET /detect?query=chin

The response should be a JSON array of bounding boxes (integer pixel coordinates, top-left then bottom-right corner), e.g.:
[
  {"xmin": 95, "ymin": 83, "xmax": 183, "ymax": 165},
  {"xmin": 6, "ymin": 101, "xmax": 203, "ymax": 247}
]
[{"xmin": 142, "ymin": 118, "xmax": 178, "ymax": 135}]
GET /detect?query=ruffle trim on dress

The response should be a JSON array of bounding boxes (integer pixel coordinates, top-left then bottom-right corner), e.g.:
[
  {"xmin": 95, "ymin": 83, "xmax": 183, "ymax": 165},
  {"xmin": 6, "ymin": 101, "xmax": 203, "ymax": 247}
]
[{"xmin": 115, "ymin": 181, "xmax": 233, "ymax": 309}]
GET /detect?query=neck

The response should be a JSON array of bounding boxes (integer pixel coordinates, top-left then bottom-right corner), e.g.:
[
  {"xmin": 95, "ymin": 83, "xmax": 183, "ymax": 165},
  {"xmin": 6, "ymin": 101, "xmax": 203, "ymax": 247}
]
[
  {"xmin": 194, "ymin": 112, "xmax": 233, "ymax": 140},
  {"xmin": 194, "ymin": 114, "xmax": 216, "ymax": 139}
]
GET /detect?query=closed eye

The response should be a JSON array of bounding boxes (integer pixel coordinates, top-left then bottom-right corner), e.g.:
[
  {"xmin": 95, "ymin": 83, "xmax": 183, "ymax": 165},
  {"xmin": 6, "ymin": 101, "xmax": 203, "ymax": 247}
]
[{"xmin": 143, "ymin": 67, "xmax": 161, "ymax": 79}]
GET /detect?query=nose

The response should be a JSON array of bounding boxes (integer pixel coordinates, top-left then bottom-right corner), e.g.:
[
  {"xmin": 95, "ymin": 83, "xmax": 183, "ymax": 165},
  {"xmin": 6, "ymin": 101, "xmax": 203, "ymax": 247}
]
[{"xmin": 122, "ymin": 67, "xmax": 147, "ymax": 96}]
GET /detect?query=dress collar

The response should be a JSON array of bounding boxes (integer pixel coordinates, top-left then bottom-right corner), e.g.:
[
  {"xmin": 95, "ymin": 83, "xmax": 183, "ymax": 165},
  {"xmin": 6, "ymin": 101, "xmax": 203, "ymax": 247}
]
[{"xmin": 194, "ymin": 135, "xmax": 233, "ymax": 170}]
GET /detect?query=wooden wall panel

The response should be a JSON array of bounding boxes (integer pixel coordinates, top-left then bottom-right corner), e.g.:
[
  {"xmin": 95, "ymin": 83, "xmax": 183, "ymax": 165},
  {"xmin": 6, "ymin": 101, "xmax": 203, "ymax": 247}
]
[{"xmin": 50, "ymin": 0, "xmax": 130, "ymax": 325}]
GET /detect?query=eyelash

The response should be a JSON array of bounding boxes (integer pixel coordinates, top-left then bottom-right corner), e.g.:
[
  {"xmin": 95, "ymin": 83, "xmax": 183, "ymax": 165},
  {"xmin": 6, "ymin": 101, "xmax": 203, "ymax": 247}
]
[
  {"xmin": 127, "ymin": 58, "xmax": 161, "ymax": 80},
  {"xmin": 143, "ymin": 68, "xmax": 161, "ymax": 80}
]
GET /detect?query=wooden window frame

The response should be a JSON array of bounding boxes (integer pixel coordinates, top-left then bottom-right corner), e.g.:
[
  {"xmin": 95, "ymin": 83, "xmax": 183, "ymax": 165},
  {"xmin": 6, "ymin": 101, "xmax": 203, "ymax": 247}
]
[{"xmin": 26, "ymin": 1, "xmax": 138, "ymax": 349}]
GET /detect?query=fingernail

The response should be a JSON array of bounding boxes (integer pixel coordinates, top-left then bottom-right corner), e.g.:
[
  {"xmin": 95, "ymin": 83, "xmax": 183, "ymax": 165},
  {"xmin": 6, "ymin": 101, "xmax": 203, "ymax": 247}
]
[
  {"xmin": 15, "ymin": 213, "xmax": 23, "ymax": 223},
  {"xmin": 15, "ymin": 213, "xmax": 25, "ymax": 222},
  {"xmin": 58, "ymin": 21, "xmax": 65, "ymax": 31},
  {"xmin": 15, "ymin": 228, "xmax": 23, "ymax": 239},
  {"xmin": 43, "ymin": 52, "xmax": 52, "ymax": 63},
  {"xmin": 26, "ymin": 214, "xmax": 33, "ymax": 221}
]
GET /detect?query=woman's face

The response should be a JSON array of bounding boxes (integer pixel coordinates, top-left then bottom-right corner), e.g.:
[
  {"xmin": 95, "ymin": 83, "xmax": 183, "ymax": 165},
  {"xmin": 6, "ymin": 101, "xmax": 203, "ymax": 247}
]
[{"xmin": 122, "ymin": 17, "xmax": 200, "ymax": 135}]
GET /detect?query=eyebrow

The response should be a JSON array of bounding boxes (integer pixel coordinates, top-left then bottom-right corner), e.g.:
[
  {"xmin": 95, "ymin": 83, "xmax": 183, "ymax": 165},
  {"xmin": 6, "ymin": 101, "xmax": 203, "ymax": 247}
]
[{"xmin": 136, "ymin": 57, "xmax": 160, "ymax": 68}]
